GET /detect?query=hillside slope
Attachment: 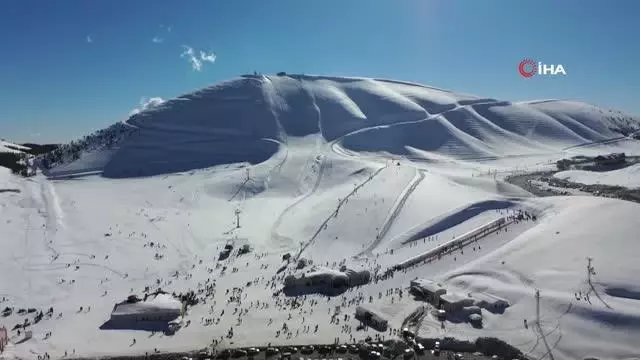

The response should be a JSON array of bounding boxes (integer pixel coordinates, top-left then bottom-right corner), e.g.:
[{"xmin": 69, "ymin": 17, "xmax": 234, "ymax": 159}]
[{"xmin": 41, "ymin": 75, "xmax": 640, "ymax": 178}]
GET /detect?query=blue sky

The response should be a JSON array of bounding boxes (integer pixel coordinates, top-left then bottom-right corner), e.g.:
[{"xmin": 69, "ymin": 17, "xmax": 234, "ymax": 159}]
[{"xmin": 1, "ymin": 0, "xmax": 638, "ymax": 143}]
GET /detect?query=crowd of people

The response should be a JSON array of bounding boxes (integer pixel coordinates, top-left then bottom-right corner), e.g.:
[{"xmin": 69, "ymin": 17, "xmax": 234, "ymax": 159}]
[{"xmin": 1, "ymin": 206, "xmax": 542, "ymax": 359}]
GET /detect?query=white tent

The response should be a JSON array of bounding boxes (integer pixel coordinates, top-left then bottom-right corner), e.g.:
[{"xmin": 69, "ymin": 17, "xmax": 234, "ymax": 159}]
[{"xmin": 110, "ymin": 293, "xmax": 181, "ymax": 322}]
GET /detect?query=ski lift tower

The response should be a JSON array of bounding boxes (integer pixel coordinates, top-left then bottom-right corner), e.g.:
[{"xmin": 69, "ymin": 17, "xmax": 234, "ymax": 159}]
[
  {"xmin": 535, "ymin": 289, "xmax": 540, "ymax": 326},
  {"xmin": 235, "ymin": 208, "xmax": 241, "ymax": 229}
]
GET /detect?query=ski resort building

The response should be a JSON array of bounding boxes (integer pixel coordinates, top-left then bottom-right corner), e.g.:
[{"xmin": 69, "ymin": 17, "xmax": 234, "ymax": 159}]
[
  {"xmin": 283, "ymin": 267, "xmax": 371, "ymax": 295},
  {"xmin": 470, "ymin": 292, "xmax": 510, "ymax": 312},
  {"xmin": 355, "ymin": 306, "xmax": 388, "ymax": 332},
  {"xmin": 110, "ymin": 294, "xmax": 182, "ymax": 323},
  {"xmin": 410, "ymin": 279, "xmax": 447, "ymax": 306},
  {"xmin": 438, "ymin": 293, "xmax": 474, "ymax": 313},
  {"xmin": 594, "ymin": 153, "xmax": 625, "ymax": 166}
]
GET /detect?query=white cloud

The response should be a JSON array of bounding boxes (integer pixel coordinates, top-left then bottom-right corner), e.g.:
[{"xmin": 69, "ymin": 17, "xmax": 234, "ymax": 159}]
[
  {"xmin": 181, "ymin": 45, "xmax": 216, "ymax": 71},
  {"xmin": 152, "ymin": 37, "xmax": 164, "ymax": 43},
  {"xmin": 167, "ymin": 26, "xmax": 172, "ymax": 33},
  {"xmin": 86, "ymin": 35, "xmax": 93, "ymax": 43},
  {"xmin": 129, "ymin": 97, "xmax": 165, "ymax": 116},
  {"xmin": 200, "ymin": 51, "xmax": 217, "ymax": 63},
  {"xmin": 181, "ymin": 46, "xmax": 202, "ymax": 71}
]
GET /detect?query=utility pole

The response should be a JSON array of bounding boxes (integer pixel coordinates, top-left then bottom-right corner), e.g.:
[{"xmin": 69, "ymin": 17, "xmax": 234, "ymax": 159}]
[
  {"xmin": 535, "ymin": 289, "xmax": 540, "ymax": 326},
  {"xmin": 235, "ymin": 208, "xmax": 241, "ymax": 228}
]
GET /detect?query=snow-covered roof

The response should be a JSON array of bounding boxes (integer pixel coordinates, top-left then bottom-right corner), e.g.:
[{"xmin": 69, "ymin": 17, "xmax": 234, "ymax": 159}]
[
  {"xmin": 410, "ymin": 279, "xmax": 446, "ymax": 293},
  {"xmin": 112, "ymin": 293, "xmax": 181, "ymax": 316},
  {"xmin": 439, "ymin": 293, "xmax": 470, "ymax": 304},
  {"xmin": 470, "ymin": 292, "xmax": 509, "ymax": 305},
  {"xmin": 302, "ymin": 266, "xmax": 348, "ymax": 280}
]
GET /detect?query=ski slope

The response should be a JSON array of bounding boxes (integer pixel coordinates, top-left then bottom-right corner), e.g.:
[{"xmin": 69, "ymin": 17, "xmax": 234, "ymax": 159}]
[{"xmin": 2, "ymin": 75, "xmax": 640, "ymax": 360}]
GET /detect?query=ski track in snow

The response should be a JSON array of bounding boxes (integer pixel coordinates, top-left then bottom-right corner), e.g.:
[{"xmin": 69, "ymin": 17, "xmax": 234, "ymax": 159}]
[
  {"xmin": 295, "ymin": 163, "xmax": 387, "ymax": 260},
  {"xmin": 358, "ymin": 168, "xmax": 425, "ymax": 256}
]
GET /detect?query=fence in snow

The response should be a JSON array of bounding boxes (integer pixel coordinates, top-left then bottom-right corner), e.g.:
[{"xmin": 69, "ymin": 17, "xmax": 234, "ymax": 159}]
[{"xmin": 395, "ymin": 216, "xmax": 513, "ymax": 270}]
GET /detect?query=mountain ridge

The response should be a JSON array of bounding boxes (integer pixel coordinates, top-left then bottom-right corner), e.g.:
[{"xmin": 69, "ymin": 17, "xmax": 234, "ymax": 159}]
[{"xmin": 37, "ymin": 74, "xmax": 640, "ymax": 178}]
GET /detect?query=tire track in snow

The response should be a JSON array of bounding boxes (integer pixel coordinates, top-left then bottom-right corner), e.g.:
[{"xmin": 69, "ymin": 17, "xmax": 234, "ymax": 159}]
[
  {"xmin": 562, "ymin": 135, "xmax": 630, "ymax": 151},
  {"xmin": 22, "ymin": 261, "xmax": 125, "ymax": 278},
  {"xmin": 40, "ymin": 180, "xmax": 63, "ymax": 260},
  {"xmin": 358, "ymin": 168, "xmax": 426, "ymax": 257}
]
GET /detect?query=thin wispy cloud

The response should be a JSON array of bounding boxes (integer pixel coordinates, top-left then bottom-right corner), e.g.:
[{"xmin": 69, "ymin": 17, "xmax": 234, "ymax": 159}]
[
  {"xmin": 181, "ymin": 46, "xmax": 201, "ymax": 71},
  {"xmin": 152, "ymin": 37, "xmax": 164, "ymax": 43},
  {"xmin": 200, "ymin": 51, "xmax": 217, "ymax": 63},
  {"xmin": 181, "ymin": 46, "xmax": 217, "ymax": 72},
  {"xmin": 129, "ymin": 97, "xmax": 165, "ymax": 116},
  {"xmin": 86, "ymin": 35, "xmax": 93, "ymax": 43}
]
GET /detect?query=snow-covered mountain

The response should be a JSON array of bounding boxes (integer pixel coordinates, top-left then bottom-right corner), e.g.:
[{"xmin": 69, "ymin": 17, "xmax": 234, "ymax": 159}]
[
  {"xmin": 42, "ymin": 74, "xmax": 640, "ymax": 178},
  {"xmin": 2, "ymin": 75, "xmax": 640, "ymax": 360}
]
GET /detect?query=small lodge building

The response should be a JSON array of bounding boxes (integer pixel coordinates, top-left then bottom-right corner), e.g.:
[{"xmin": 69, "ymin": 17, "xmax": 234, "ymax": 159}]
[
  {"xmin": 470, "ymin": 292, "xmax": 510, "ymax": 313},
  {"xmin": 438, "ymin": 293, "xmax": 474, "ymax": 313},
  {"xmin": 110, "ymin": 293, "xmax": 181, "ymax": 323},
  {"xmin": 594, "ymin": 152, "xmax": 625, "ymax": 166},
  {"xmin": 410, "ymin": 279, "xmax": 447, "ymax": 307},
  {"xmin": 355, "ymin": 306, "xmax": 388, "ymax": 332},
  {"xmin": 284, "ymin": 267, "xmax": 371, "ymax": 295}
]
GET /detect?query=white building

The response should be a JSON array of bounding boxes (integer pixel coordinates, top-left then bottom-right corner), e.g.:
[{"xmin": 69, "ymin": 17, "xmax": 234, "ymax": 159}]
[
  {"xmin": 410, "ymin": 279, "xmax": 447, "ymax": 306},
  {"xmin": 355, "ymin": 306, "xmax": 388, "ymax": 331},
  {"xmin": 110, "ymin": 293, "xmax": 182, "ymax": 323},
  {"xmin": 438, "ymin": 293, "xmax": 474, "ymax": 313},
  {"xmin": 470, "ymin": 292, "xmax": 510, "ymax": 312},
  {"xmin": 283, "ymin": 267, "xmax": 371, "ymax": 295}
]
